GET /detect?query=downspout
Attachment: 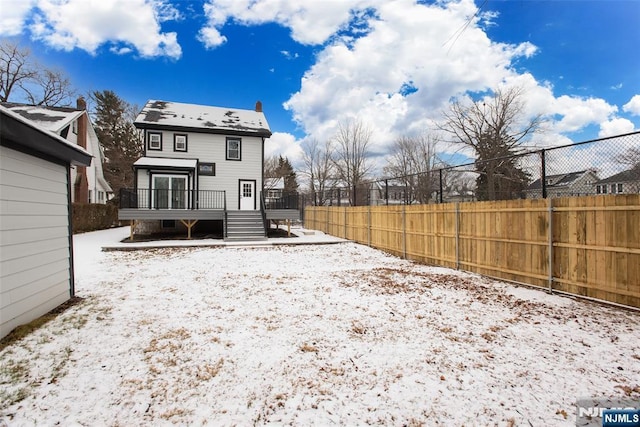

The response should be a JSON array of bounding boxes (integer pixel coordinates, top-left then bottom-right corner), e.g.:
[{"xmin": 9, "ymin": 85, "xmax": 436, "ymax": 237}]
[{"xmin": 66, "ymin": 164, "xmax": 76, "ymax": 298}]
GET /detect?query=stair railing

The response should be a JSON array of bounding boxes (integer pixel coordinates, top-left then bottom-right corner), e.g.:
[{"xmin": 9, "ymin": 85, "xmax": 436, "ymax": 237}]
[
  {"xmin": 223, "ymin": 191, "xmax": 228, "ymax": 239},
  {"xmin": 259, "ymin": 191, "xmax": 268, "ymax": 237}
]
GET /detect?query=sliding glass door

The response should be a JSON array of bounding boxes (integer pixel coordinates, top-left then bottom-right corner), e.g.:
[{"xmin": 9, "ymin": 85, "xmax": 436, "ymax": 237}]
[{"xmin": 152, "ymin": 175, "xmax": 187, "ymax": 209}]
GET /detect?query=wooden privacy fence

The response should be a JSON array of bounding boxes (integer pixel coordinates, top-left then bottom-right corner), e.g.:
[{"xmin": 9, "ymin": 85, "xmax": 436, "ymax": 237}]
[{"xmin": 305, "ymin": 194, "xmax": 640, "ymax": 309}]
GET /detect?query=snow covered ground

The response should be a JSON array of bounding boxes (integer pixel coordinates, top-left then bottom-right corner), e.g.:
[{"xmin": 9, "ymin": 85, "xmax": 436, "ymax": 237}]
[{"xmin": 1, "ymin": 227, "xmax": 639, "ymax": 426}]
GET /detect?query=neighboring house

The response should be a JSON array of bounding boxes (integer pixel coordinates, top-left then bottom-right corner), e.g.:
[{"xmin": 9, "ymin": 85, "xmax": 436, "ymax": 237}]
[
  {"xmin": 525, "ymin": 170, "xmax": 600, "ymax": 199},
  {"xmin": 119, "ymin": 100, "xmax": 300, "ymax": 240},
  {"xmin": 595, "ymin": 167, "xmax": 640, "ymax": 195},
  {"xmin": 0, "ymin": 105, "xmax": 92, "ymax": 339},
  {"xmin": 1, "ymin": 98, "xmax": 113, "ymax": 204}
]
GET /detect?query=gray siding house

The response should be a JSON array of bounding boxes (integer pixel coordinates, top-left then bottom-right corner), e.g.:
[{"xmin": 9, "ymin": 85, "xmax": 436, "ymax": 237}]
[
  {"xmin": 1, "ymin": 105, "xmax": 92, "ymax": 339},
  {"xmin": 525, "ymin": 170, "xmax": 600, "ymax": 199},
  {"xmin": 595, "ymin": 167, "xmax": 640, "ymax": 195},
  {"xmin": 119, "ymin": 100, "xmax": 300, "ymax": 240}
]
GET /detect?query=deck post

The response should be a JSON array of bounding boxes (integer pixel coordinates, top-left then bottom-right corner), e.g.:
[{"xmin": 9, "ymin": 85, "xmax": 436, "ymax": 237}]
[
  {"xmin": 179, "ymin": 219, "xmax": 198, "ymax": 239},
  {"xmin": 130, "ymin": 220, "xmax": 135, "ymax": 241}
]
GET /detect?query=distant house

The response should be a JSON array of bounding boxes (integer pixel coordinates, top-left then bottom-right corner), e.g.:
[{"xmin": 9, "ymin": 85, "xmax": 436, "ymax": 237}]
[
  {"xmin": 525, "ymin": 170, "xmax": 600, "ymax": 199},
  {"xmin": 118, "ymin": 100, "xmax": 300, "ymax": 240},
  {"xmin": 1, "ymin": 98, "xmax": 113, "ymax": 203},
  {"xmin": 595, "ymin": 167, "xmax": 640, "ymax": 195},
  {"xmin": 1, "ymin": 105, "xmax": 92, "ymax": 339}
]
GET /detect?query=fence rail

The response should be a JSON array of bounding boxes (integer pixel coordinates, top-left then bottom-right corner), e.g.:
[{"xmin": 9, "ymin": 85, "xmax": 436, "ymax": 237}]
[
  {"xmin": 305, "ymin": 194, "xmax": 640, "ymax": 309},
  {"xmin": 309, "ymin": 131, "xmax": 640, "ymax": 206}
]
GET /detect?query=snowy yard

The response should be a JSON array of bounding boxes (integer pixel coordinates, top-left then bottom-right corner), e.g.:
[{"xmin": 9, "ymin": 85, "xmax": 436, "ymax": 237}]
[{"xmin": 1, "ymin": 227, "xmax": 639, "ymax": 426}]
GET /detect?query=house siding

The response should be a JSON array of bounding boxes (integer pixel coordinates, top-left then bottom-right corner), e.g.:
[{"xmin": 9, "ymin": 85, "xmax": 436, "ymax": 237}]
[
  {"xmin": 141, "ymin": 130, "xmax": 264, "ymax": 209},
  {"xmin": 0, "ymin": 146, "xmax": 72, "ymax": 338}
]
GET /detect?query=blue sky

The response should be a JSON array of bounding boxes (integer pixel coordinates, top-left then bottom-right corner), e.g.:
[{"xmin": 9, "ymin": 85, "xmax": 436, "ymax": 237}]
[{"xmin": 1, "ymin": 0, "xmax": 639, "ymax": 169}]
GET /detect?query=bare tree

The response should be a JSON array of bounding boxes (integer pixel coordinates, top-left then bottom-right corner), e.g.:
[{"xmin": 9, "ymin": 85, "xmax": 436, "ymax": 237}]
[
  {"xmin": 616, "ymin": 147, "xmax": 640, "ymax": 170},
  {"xmin": 0, "ymin": 40, "xmax": 74, "ymax": 106},
  {"xmin": 384, "ymin": 134, "xmax": 443, "ymax": 203},
  {"xmin": 332, "ymin": 119, "xmax": 374, "ymax": 205},
  {"xmin": 23, "ymin": 68, "xmax": 74, "ymax": 107},
  {"xmin": 300, "ymin": 138, "xmax": 335, "ymax": 206},
  {"xmin": 263, "ymin": 155, "xmax": 280, "ymax": 187},
  {"xmin": 439, "ymin": 86, "xmax": 544, "ymax": 200}
]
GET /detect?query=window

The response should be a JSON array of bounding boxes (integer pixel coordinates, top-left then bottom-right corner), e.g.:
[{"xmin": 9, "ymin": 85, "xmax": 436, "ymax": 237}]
[
  {"xmin": 618, "ymin": 183, "xmax": 623, "ymax": 193},
  {"xmin": 611, "ymin": 184, "xmax": 617, "ymax": 194},
  {"xmin": 596, "ymin": 185, "xmax": 602, "ymax": 194},
  {"xmin": 148, "ymin": 132, "xmax": 162, "ymax": 151},
  {"xmin": 72, "ymin": 120, "xmax": 78, "ymax": 134},
  {"xmin": 162, "ymin": 220, "xmax": 176, "ymax": 229},
  {"xmin": 602, "ymin": 185, "xmax": 608, "ymax": 194},
  {"xmin": 198, "ymin": 162, "xmax": 215, "ymax": 176},
  {"xmin": 226, "ymin": 137, "xmax": 241, "ymax": 160},
  {"xmin": 243, "ymin": 182, "xmax": 252, "ymax": 198},
  {"xmin": 174, "ymin": 134, "xmax": 187, "ymax": 152}
]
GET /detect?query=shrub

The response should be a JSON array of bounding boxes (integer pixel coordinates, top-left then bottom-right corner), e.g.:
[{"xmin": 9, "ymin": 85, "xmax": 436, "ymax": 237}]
[{"xmin": 72, "ymin": 203, "xmax": 118, "ymax": 233}]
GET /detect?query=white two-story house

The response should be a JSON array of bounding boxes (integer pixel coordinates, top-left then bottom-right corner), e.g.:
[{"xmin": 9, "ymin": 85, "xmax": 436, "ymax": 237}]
[{"xmin": 119, "ymin": 100, "xmax": 300, "ymax": 241}]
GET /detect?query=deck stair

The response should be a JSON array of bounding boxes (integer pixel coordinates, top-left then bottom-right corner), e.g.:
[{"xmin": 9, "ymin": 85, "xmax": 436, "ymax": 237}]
[{"xmin": 225, "ymin": 210, "xmax": 266, "ymax": 241}]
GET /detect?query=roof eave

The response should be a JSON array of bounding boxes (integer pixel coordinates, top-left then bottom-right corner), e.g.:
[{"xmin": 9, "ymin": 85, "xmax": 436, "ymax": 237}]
[
  {"xmin": 134, "ymin": 122, "xmax": 272, "ymax": 138},
  {"xmin": 0, "ymin": 108, "xmax": 92, "ymax": 166}
]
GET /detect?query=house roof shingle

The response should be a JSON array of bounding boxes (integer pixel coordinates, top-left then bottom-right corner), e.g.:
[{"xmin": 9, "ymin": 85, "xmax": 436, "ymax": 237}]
[
  {"xmin": 0, "ymin": 102, "xmax": 83, "ymax": 133},
  {"xmin": 597, "ymin": 167, "xmax": 640, "ymax": 184},
  {"xmin": 526, "ymin": 170, "xmax": 595, "ymax": 191},
  {"xmin": 134, "ymin": 100, "xmax": 272, "ymax": 138}
]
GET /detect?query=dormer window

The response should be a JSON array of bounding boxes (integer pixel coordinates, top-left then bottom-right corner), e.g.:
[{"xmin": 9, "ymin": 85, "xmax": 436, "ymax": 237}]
[
  {"xmin": 148, "ymin": 132, "xmax": 162, "ymax": 151},
  {"xmin": 72, "ymin": 120, "xmax": 78, "ymax": 134},
  {"xmin": 174, "ymin": 134, "xmax": 187, "ymax": 152}
]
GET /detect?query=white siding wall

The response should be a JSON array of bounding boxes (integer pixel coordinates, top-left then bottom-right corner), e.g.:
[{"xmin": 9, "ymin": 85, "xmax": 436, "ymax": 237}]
[
  {"xmin": 0, "ymin": 146, "xmax": 72, "ymax": 338},
  {"xmin": 144, "ymin": 130, "xmax": 263, "ymax": 209}
]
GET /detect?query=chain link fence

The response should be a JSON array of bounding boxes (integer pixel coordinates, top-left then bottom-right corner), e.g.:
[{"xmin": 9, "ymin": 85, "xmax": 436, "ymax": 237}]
[{"xmin": 309, "ymin": 131, "xmax": 640, "ymax": 206}]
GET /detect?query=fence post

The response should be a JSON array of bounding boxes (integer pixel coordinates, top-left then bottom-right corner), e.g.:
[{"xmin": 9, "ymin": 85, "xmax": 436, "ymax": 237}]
[
  {"xmin": 344, "ymin": 206, "xmax": 347, "ymax": 239},
  {"xmin": 326, "ymin": 206, "xmax": 329, "ymax": 233},
  {"xmin": 385, "ymin": 179, "xmax": 389, "ymax": 206},
  {"xmin": 439, "ymin": 169, "xmax": 444, "ymax": 203},
  {"xmin": 541, "ymin": 150, "xmax": 547, "ymax": 199},
  {"xmin": 402, "ymin": 203, "xmax": 407, "ymax": 259},
  {"xmin": 455, "ymin": 202, "xmax": 460, "ymax": 270},
  {"xmin": 368, "ymin": 203, "xmax": 371, "ymax": 247},
  {"xmin": 548, "ymin": 197, "xmax": 554, "ymax": 292}
]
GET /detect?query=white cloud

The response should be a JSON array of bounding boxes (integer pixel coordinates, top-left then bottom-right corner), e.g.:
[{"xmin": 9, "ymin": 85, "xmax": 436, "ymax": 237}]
[
  {"xmin": 5, "ymin": 0, "xmax": 182, "ymax": 58},
  {"xmin": 264, "ymin": 132, "xmax": 304, "ymax": 166},
  {"xmin": 550, "ymin": 95, "xmax": 617, "ymax": 133},
  {"xmin": 598, "ymin": 117, "xmax": 635, "ymax": 138},
  {"xmin": 623, "ymin": 94, "xmax": 640, "ymax": 116},
  {"xmin": 283, "ymin": 0, "xmax": 543, "ymax": 151},
  {"xmin": 0, "ymin": 0, "xmax": 36, "ymax": 36},
  {"xmin": 198, "ymin": 0, "xmax": 381, "ymax": 47}
]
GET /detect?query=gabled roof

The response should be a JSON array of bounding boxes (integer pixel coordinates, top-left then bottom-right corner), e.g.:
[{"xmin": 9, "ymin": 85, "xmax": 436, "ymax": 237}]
[
  {"xmin": 527, "ymin": 170, "xmax": 596, "ymax": 190},
  {"xmin": 0, "ymin": 105, "xmax": 91, "ymax": 166},
  {"xmin": 134, "ymin": 100, "xmax": 272, "ymax": 138},
  {"xmin": 597, "ymin": 167, "xmax": 640, "ymax": 184},
  {"xmin": 0, "ymin": 102, "xmax": 83, "ymax": 133}
]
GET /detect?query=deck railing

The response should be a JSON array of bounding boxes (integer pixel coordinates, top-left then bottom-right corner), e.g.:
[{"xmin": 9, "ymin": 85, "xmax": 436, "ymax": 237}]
[
  {"xmin": 263, "ymin": 191, "xmax": 301, "ymax": 210},
  {"xmin": 119, "ymin": 188, "xmax": 226, "ymax": 210}
]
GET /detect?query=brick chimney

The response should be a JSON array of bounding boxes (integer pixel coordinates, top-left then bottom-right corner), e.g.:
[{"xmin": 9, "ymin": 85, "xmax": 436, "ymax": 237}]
[
  {"xmin": 74, "ymin": 96, "xmax": 89, "ymax": 203},
  {"xmin": 255, "ymin": 100, "xmax": 262, "ymax": 112}
]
